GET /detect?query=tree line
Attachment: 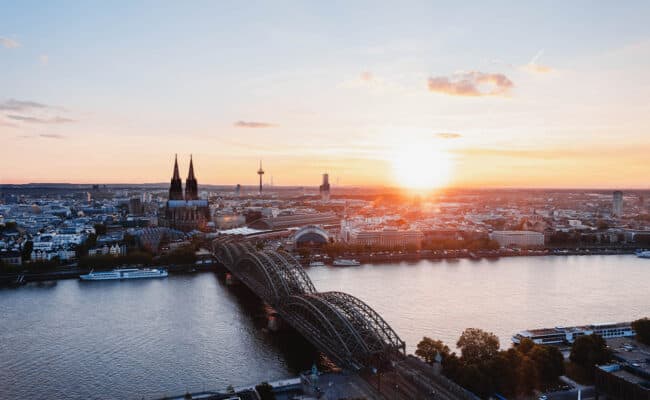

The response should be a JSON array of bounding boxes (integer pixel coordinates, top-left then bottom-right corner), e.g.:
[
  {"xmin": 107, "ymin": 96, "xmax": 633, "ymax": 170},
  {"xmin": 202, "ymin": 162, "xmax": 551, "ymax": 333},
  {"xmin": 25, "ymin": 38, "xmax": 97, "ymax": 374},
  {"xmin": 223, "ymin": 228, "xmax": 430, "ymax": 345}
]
[{"xmin": 414, "ymin": 324, "xmax": 624, "ymax": 399}]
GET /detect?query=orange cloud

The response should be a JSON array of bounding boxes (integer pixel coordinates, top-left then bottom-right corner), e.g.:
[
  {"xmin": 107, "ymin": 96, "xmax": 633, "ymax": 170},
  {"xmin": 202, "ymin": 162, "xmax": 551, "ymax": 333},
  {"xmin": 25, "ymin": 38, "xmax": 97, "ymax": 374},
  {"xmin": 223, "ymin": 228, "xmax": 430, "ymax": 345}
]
[
  {"xmin": 360, "ymin": 71, "xmax": 374, "ymax": 81},
  {"xmin": 522, "ymin": 49, "xmax": 554, "ymax": 74},
  {"xmin": 435, "ymin": 132, "xmax": 462, "ymax": 139},
  {"xmin": 427, "ymin": 71, "xmax": 513, "ymax": 97}
]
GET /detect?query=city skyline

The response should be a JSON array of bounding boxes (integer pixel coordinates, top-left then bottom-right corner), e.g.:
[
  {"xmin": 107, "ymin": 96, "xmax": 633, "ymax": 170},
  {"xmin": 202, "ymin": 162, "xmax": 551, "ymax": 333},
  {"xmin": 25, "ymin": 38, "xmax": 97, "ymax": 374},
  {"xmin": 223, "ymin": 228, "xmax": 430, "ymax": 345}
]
[{"xmin": 2, "ymin": 1, "xmax": 650, "ymax": 188}]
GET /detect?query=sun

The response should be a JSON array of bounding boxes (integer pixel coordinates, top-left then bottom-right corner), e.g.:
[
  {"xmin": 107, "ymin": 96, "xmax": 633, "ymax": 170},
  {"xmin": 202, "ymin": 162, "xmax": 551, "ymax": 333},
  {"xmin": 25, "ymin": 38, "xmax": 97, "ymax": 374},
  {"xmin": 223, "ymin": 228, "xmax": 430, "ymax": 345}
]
[{"xmin": 390, "ymin": 143, "xmax": 453, "ymax": 190}]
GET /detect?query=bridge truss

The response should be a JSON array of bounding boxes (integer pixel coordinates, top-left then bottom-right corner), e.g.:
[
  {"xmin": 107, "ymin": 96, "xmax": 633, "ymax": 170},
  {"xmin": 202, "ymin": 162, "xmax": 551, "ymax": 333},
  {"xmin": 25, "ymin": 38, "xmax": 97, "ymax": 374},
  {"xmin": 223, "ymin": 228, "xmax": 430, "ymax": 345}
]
[{"xmin": 212, "ymin": 238, "xmax": 405, "ymax": 369}]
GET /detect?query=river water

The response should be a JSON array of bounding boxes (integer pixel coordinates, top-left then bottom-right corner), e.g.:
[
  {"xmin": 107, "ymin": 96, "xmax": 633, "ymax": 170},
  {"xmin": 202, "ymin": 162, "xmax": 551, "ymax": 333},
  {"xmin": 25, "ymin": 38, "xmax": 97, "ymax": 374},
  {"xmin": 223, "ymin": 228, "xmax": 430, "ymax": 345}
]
[{"xmin": 1, "ymin": 255, "xmax": 648, "ymax": 399}]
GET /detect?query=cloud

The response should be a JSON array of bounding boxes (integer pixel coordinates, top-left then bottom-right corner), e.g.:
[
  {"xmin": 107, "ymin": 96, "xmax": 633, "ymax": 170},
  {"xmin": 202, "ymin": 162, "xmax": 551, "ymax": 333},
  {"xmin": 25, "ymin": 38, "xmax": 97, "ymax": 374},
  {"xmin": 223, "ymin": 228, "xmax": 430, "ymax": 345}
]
[
  {"xmin": 522, "ymin": 50, "xmax": 553, "ymax": 74},
  {"xmin": 7, "ymin": 115, "xmax": 74, "ymax": 124},
  {"xmin": 360, "ymin": 71, "xmax": 374, "ymax": 82},
  {"xmin": 1, "ymin": 100, "xmax": 75, "ymax": 125},
  {"xmin": 0, "ymin": 120, "xmax": 17, "ymax": 128},
  {"xmin": 13, "ymin": 133, "xmax": 66, "ymax": 140},
  {"xmin": 233, "ymin": 121, "xmax": 277, "ymax": 128},
  {"xmin": 523, "ymin": 63, "xmax": 553, "ymax": 74},
  {"xmin": 435, "ymin": 132, "xmax": 462, "ymax": 139},
  {"xmin": 0, "ymin": 37, "xmax": 20, "ymax": 48},
  {"xmin": 427, "ymin": 71, "xmax": 514, "ymax": 97},
  {"xmin": 339, "ymin": 71, "xmax": 400, "ymax": 92},
  {"xmin": 0, "ymin": 99, "xmax": 47, "ymax": 111}
]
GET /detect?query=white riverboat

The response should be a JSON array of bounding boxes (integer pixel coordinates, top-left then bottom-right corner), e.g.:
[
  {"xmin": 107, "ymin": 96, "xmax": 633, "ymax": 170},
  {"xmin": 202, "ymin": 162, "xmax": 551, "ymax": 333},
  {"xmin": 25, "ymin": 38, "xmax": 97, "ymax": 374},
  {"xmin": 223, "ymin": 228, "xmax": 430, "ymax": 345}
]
[
  {"xmin": 308, "ymin": 261, "xmax": 325, "ymax": 267},
  {"xmin": 332, "ymin": 259, "xmax": 361, "ymax": 267},
  {"xmin": 636, "ymin": 250, "xmax": 650, "ymax": 259},
  {"xmin": 80, "ymin": 268, "xmax": 168, "ymax": 281},
  {"xmin": 512, "ymin": 322, "xmax": 635, "ymax": 345}
]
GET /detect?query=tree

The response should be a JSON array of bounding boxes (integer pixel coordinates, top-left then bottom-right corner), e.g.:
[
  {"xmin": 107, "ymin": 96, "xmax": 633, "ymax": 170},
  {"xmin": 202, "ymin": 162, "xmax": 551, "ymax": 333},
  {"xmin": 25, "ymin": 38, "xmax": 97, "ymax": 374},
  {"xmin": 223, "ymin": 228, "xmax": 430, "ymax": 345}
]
[
  {"xmin": 415, "ymin": 337, "xmax": 451, "ymax": 364},
  {"xmin": 570, "ymin": 334, "xmax": 610, "ymax": 369},
  {"xmin": 296, "ymin": 247, "xmax": 311, "ymax": 259},
  {"xmin": 632, "ymin": 317, "xmax": 650, "ymax": 345},
  {"xmin": 159, "ymin": 246, "xmax": 196, "ymax": 265},
  {"xmin": 93, "ymin": 223, "xmax": 107, "ymax": 235},
  {"xmin": 255, "ymin": 382, "xmax": 276, "ymax": 400},
  {"xmin": 529, "ymin": 345, "xmax": 565, "ymax": 384},
  {"xmin": 21, "ymin": 240, "xmax": 33, "ymax": 262},
  {"xmin": 457, "ymin": 328, "xmax": 500, "ymax": 365}
]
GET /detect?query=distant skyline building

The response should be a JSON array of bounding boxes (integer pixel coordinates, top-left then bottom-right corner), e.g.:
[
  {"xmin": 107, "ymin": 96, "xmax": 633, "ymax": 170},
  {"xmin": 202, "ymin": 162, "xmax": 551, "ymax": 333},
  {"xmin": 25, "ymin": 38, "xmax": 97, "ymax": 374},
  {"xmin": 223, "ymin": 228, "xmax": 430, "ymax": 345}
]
[
  {"xmin": 169, "ymin": 154, "xmax": 184, "ymax": 201},
  {"xmin": 319, "ymin": 173, "xmax": 330, "ymax": 202},
  {"xmin": 159, "ymin": 155, "xmax": 209, "ymax": 232},
  {"xmin": 184, "ymin": 155, "xmax": 198, "ymax": 201},
  {"xmin": 235, "ymin": 184, "xmax": 241, "ymax": 197},
  {"xmin": 612, "ymin": 190, "xmax": 623, "ymax": 217},
  {"xmin": 257, "ymin": 160, "xmax": 265, "ymax": 195},
  {"xmin": 489, "ymin": 230, "xmax": 545, "ymax": 248}
]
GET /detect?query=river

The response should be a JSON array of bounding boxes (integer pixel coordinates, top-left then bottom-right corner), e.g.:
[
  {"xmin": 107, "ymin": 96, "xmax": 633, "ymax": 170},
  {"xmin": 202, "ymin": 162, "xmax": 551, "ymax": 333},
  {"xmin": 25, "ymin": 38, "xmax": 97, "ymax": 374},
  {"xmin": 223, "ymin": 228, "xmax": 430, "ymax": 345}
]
[{"xmin": 1, "ymin": 255, "xmax": 648, "ymax": 399}]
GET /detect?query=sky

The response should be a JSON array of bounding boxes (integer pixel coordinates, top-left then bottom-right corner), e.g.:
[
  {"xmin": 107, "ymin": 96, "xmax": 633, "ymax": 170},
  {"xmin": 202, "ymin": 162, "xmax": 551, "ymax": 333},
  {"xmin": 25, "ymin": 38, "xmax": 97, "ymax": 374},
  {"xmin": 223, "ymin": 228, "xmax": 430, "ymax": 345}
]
[{"xmin": 1, "ymin": 1, "xmax": 649, "ymax": 189}]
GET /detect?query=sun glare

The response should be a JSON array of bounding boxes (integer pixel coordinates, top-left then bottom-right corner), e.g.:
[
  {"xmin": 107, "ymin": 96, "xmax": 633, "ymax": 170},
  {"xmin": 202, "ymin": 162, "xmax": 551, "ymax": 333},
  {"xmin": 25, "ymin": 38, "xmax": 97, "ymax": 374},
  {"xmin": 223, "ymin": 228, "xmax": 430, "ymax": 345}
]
[{"xmin": 391, "ymin": 144, "xmax": 453, "ymax": 190}]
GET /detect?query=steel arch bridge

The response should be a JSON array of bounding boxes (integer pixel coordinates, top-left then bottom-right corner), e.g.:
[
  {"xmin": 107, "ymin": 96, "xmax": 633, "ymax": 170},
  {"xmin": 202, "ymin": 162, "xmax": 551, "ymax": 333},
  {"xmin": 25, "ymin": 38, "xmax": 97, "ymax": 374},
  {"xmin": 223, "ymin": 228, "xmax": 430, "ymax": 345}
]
[{"xmin": 212, "ymin": 238, "xmax": 405, "ymax": 369}]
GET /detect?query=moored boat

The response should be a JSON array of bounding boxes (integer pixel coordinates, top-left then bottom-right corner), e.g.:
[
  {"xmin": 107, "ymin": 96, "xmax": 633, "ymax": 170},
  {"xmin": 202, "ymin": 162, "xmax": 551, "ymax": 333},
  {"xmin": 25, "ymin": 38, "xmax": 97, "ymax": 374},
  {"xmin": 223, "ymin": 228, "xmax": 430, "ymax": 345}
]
[
  {"xmin": 512, "ymin": 322, "xmax": 635, "ymax": 345},
  {"xmin": 636, "ymin": 250, "xmax": 650, "ymax": 259},
  {"xmin": 80, "ymin": 268, "xmax": 168, "ymax": 281},
  {"xmin": 332, "ymin": 259, "xmax": 361, "ymax": 267}
]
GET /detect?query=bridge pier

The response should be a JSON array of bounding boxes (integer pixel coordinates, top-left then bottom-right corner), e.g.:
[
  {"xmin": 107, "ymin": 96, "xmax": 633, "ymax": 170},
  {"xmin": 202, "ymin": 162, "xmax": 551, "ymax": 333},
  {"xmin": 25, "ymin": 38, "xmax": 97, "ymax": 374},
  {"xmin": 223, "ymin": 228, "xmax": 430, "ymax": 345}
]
[
  {"xmin": 225, "ymin": 273, "xmax": 239, "ymax": 286},
  {"xmin": 267, "ymin": 313, "xmax": 282, "ymax": 332}
]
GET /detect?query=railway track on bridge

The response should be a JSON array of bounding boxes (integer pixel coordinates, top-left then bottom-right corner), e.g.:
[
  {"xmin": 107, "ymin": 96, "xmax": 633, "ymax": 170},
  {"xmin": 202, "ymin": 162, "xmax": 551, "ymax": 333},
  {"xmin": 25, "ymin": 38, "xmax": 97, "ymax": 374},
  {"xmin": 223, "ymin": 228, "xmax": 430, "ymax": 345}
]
[{"xmin": 212, "ymin": 237, "xmax": 471, "ymax": 400}]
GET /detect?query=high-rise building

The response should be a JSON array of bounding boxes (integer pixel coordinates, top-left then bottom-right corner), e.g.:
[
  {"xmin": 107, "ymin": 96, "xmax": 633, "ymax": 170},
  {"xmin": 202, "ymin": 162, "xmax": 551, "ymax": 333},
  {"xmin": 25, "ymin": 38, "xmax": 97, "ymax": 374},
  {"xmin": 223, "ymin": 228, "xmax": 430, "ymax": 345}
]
[
  {"xmin": 612, "ymin": 190, "xmax": 623, "ymax": 217},
  {"xmin": 319, "ymin": 173, "xmax": 330, "ymax": 202},
  {"xmin": 235, "ymin": 184, "xmax": 241, "ymax": 197}
]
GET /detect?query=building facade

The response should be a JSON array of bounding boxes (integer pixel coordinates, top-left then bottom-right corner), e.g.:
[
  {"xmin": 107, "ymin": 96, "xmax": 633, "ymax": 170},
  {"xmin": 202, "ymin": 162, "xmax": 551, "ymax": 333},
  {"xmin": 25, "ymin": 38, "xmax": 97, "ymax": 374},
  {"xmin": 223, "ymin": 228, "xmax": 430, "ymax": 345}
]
[
  {"xmin": 347, "ymin": 227, "xmax": 424, "ymax": 248},
  {"xmin": 489, "ymin": 230, "xmax": 545, "ymax": 248},
  {"xmin": 319, "ymin": 173, "xmax": 331, "ymax": 202},
  {"xmin": 613, "ymin": 190, "xmax": 623, "ymax": 217},
  {"xmin": 159, "ymin": 155, "xmax": 210, "ymax": 232}
]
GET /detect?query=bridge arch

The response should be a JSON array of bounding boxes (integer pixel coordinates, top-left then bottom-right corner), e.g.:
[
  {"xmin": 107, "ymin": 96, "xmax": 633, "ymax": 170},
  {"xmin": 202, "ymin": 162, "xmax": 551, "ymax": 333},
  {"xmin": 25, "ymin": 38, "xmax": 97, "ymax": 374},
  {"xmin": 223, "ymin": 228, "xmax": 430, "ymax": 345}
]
[
  {"xmin": 280, "ymin": 292, "xmax": 405, "ymax": 369},
  {"xmin": 232, "ymin": 250, "xmax": 315, "ymax": 305},
  {"xmin": 212, "ymin": 238, "xmax": 405, "ymax": 369}
]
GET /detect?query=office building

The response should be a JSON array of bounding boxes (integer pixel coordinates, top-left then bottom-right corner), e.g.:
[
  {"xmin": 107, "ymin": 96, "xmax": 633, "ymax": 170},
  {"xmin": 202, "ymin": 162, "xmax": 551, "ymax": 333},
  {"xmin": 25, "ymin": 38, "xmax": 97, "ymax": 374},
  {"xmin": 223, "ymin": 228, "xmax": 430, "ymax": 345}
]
[
  {"xmin": 613, "ymin": 191, "xmax": 623, "ymax": 217},
  {"xmin": 319, "ymin": 173, "xmax": 331, "ymax": 202},
  {"xmin": 489, "ymin": 230, "xmax": 545, "ymax": 248}
]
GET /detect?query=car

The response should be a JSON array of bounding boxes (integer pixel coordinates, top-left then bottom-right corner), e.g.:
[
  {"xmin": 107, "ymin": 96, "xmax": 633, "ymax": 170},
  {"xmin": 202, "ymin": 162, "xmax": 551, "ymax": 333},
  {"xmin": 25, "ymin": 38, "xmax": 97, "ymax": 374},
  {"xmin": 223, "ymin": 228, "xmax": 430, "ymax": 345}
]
[{"xmin": 538, "ymin": 396, "xmax": 548, "ymax": 400}]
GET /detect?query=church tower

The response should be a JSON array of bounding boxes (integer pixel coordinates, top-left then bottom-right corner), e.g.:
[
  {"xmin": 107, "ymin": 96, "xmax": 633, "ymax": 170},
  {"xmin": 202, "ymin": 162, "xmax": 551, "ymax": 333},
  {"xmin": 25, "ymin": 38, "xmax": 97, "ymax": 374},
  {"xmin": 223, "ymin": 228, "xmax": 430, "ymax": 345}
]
[
  {"xmin": 185, "ymin": 155, "xmax": 199, "ymax": 200},
  {"xmin": 169, "ymin": 154, "xmax": 184, "ymax": 200}
]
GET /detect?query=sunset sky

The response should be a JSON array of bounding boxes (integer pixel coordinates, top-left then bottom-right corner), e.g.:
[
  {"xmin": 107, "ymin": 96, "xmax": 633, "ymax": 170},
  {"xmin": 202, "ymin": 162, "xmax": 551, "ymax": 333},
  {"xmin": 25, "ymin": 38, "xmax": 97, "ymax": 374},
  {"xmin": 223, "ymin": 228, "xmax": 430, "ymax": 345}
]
[{"xmin": 1, "ymin": 1, "xmax": 649, "ymax": 188}]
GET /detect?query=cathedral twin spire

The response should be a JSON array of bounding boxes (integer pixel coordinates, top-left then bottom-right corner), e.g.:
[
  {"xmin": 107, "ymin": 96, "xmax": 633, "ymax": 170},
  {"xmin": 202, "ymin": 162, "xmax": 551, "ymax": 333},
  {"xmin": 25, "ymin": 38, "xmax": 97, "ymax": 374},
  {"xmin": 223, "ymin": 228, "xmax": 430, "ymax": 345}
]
[{"xmin": 169, "ymin": 154, "xmax": 198, "ymax": 201}]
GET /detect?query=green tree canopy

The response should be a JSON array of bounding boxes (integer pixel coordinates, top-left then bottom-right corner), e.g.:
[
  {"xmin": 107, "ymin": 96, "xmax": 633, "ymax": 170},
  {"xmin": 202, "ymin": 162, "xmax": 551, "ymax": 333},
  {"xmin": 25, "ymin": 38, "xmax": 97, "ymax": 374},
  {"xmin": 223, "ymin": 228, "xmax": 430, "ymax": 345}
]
[
  {"xmin": 457, "ymin": 328, "xmax": 500, "ymax": 365},
  {"xmin": 415, "ymin": 337, "xmax": 451, "ymax": 364},
  {"xmin": 570, "ymin": 334, "xmax": 610, "ymax": 369},
  {"xmin": 254, "ymin": 382, "xmax": 276, "ymax": 400},
  {"xmin": 632, "ymin": 317, "xmax": 650, "ymax": 345}
]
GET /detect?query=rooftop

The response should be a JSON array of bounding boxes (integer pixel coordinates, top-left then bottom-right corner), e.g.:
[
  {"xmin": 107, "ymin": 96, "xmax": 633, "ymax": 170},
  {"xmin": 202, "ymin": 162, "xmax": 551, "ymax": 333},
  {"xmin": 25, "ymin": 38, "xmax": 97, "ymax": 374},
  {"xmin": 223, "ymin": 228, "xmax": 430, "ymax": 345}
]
[{"xmin": 602, "ymin": 337, "xmax": 650, "ymax": 387}]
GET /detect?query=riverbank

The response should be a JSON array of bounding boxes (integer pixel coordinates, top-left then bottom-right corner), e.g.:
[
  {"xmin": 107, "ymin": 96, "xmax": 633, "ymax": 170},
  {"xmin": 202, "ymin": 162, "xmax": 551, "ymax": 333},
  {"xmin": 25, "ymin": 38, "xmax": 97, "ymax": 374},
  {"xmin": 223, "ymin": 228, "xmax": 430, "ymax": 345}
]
[
  {"xmin": 3, "ymin": 255, "xmax": 648, "ymax": 399},
  {"xmin": 0, "ymin": 263, "xmax": 218, "ymax": 287},
  {"xmin": 2, "ymin": 248, "xmax": 642, "ymax": 287},
  {"xmin": 301, "ymin": 247, "xmax": 638, "ymax": 266}
]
